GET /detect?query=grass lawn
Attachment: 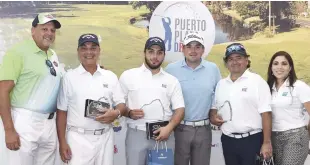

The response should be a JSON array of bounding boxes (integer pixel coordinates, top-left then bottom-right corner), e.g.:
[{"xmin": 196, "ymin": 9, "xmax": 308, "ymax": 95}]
[
  {"xmin": 1, "ymin": 4, "xmax": 149, "ymax": 76},
  {"xmin": 1, "ymin": 5, "xmax": 310, "ymax": 84},
  {"xmin": 297, "ymin": 17, "xmax": 310, "ymax": 21}
]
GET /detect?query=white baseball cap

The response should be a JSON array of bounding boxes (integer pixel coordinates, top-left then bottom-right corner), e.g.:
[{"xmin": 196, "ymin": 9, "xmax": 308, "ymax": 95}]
[{"xmin": 183, "ymin": 32, "xmax": 204, "ymax": 46}]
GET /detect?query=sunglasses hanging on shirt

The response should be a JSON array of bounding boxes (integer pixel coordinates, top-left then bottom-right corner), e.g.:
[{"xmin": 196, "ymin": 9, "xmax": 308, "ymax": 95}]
[{"xmin": 45, "ymin": 58, "xmax": 57, "ymax": 76}]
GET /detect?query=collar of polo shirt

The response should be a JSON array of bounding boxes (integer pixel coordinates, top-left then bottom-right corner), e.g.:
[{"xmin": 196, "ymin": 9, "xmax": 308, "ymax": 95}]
[
  {"xmin": 271, "ymin": 77, "xmax": 290, "ymax": 91},
  {"xmin": 225, "ymin": 69, "xmax": 251, "ymax": 82},
  {"xmin": 77, "ymin": 64, "xmax": 105, "ymax": 75},
  {"xmin": 181, "ymin": 58, "xmax": 207, "ymax": 69},
  {"xmin": 140, "ymin": 63, "xmax": 165, "ymax": 75},
  {"xmin": 29, "ymin": 39, "xmax": 53, "ymax": 55}
]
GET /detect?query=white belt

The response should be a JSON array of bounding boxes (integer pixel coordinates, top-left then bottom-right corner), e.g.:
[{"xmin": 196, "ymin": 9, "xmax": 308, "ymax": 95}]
[
  {"xmin": 180, "ymin": 119, "xmax": 210, "ymax": 127},
  {"xmin": 127, "ymin": 123, "xmax": 146, "ymax": 131},
  {"xmin": 67, "ymin": 125, "xmax": 110, "ymax": 135},
  {"xmin": 226, "ymin": 130, "xmax": 262, "ymax": 139},
  {"xmin": 12, "ymin": 108, "xmax": 55, "ymax": 120}
]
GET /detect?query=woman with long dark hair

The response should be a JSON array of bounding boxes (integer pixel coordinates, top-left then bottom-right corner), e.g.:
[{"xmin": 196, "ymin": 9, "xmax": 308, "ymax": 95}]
[{"xmin": 267, "ymin": 51, "xmax": 310, "ymax": 165}]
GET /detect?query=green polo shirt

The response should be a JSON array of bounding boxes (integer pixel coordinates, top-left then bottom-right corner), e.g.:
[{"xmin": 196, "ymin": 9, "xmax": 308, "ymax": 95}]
[{"xmin": 0, "ymin": 39, "xmax": 62, "ymax": 113}]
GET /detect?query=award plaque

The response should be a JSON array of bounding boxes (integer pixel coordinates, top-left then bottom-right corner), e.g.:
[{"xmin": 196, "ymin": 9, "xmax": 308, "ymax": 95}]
[
  {"xmin": 217, "ymin": 100, "xmax": 233, "ymax": 122},
  {"xmin": 84, "ymin": 97, "xmax": 111, "ymax": 119},
  {"xmin": 141, "ymin": 99, "xmax": 169, "ymax": 140}
]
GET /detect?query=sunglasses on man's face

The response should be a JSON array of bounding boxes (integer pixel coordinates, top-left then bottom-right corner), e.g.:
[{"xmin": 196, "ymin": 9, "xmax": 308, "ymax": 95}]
[
  {"xmin": 45, "ymin": 59, "xmax": 57, "ymax": 76},
  {"xmin": 226, "ymin": 45, "xmax": 245, "ymax": 53}
]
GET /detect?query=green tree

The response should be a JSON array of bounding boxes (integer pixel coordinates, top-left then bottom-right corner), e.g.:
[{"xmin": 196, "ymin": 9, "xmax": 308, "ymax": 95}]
[
  {"xmin": 232, "ymin": 1, "xmax": 302, "ymax": 20},
  {"xmin": 129, "ymin": 1, "xmax": 161, "ymax": 12}
]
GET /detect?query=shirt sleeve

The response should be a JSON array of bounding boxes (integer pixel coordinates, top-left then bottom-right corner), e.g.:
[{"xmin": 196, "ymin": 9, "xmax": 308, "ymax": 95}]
[
  {"xmin": 119, "ymin": 72, "xmax": 129, "ymax": 103},
  {"xmin": 111, "ymin": 75, "xmax": 125, "ymax": 106},
  {"xmin": 296, "ymin": 80, "xmax": 310, "ymax": 103},
  {"xmin": 57, "ymin": 73, "xmax": 70, "ymax": 111},
  {"xmin": 257, "ymin": 77, "xmax": 272, "ymax": 113},
  {"xmin": 170, "ymin": 79, "xmax": 185, "ymax": 110},
  {"xmin": 0, "ymin": 50, "xmax": 23, "ymax": 83},
  {"xmin": 211, "ymin": 66, "xmax": 222, "ymax": 109}
]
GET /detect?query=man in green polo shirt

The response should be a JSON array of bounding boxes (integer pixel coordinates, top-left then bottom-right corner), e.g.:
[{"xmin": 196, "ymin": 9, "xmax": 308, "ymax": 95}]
[{"xmin": 0, "ymin": 13, "xmax": 63, "ymax": 165}]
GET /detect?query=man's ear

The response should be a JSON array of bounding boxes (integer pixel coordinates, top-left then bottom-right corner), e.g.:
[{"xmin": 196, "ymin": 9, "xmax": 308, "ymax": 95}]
[{"xmin": 31, "ymin": 27, "xmax": 35, "ymax": 35}]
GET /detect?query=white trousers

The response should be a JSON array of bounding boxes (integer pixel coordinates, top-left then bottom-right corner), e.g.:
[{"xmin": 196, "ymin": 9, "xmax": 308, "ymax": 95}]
[
  {"xmin": 65, "ymin": 128, "xmax": 114, "ymax": 165},
  {"xmin": 8, "ymin": 109, "xmax": 57, "ymax": 165}
]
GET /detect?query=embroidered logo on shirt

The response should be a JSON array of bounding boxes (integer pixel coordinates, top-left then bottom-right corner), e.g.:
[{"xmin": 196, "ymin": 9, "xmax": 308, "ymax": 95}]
[
  {"xmin": 103, "ymin": 84, "xmax": 108, "ymax": 88},
  {"xmin": 162, "ymin": 84, "xmax": 167, "ymax": 88},
  {"xmin": 282, "ymin": 92, "xmax": 288, "ymax": 96},
  {"xmin": 241, "ymin": 87, "xmax": 247, "ymax": 92}
]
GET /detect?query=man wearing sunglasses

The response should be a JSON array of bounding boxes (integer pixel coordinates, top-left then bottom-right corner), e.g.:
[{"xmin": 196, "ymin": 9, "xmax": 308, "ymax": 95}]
[
  {"xmin": 210, "ymin": 43, "xmax": 273, "ymax": 165},
  {"xmin": 165, "ymin": 32, "xmax": 221, "ymax": 165},
  {"xmin": 56, "ymin": 33, "xmax": 127, "ymax": 165},
  {"xmin": 0, "ymin": 13, "xmax": 63, "ymax": 165}
]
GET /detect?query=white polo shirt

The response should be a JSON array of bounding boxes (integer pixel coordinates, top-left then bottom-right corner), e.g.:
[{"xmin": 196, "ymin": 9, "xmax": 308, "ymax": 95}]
[
  {"xmin": 214, "ymin": 69, "xmax": 272, "ymax": 136},
  {"xmin": 271, "ymin": 79, "xmax": 310, "ymax": 131},
  {"xmin": 119, "ymin": 64, "xmax": 185, "ymax": 131},
  {"xmin": 57, "ymin": 64, "xmax": 125, "ymax": 130}
]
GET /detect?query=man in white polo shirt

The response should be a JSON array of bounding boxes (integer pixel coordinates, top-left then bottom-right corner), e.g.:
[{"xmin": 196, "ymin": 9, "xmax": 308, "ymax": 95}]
[
  {"xmin": 210, "ymin": 43, "xmax": 273, "ymax": 165},
  {"xmin": 119, "ymin": 36, "xmax": 185, "ymax": 165},
  {"xmin": 56, "ymin": 33, "xmax": 126, "ymax": 165}
]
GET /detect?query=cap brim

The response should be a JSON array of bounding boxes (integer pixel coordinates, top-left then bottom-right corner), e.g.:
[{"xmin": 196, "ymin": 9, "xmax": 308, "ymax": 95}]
[
  {"xmin": 225, "ymin": 51, "xmax": 247, "ymax": 57},
  {"xmin": 78, "ymin": 40, "xmax": 100, "ymax": 47},
  {"xmin": 146, "ymin": 43, "xmax": 165, "ymax": 51},
  {"xmin": 183, "ymin": 39, "xmax": 204, "ymax": 46},
  {"xmin": 38, "ymin": 20, "xmax": 61, "ymax": 29}
]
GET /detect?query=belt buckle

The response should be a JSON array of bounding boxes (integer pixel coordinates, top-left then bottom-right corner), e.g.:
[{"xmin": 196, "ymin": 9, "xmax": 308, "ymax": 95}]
[
  {"xmin": 77, "ymin": 128, "xmax": 85, "ymax": 134},
  {"xmin": 94, "ymin": 129, "xmax": 104, "ymax": 135}
]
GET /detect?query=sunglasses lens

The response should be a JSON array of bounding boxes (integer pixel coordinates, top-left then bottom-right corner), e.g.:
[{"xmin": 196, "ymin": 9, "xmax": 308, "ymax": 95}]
[
  {"xmin": 227, "ymin": 45, "xmax": 245, "ymax": 53},
  {"xmin": 45, "ymin": 60, "xmax": 57, "ymax": 76},
  {"xmin": 46, "ymin": 60, "xmax": 52, "ymax": 67},
  {"xmin": 50, "ymin": 68, "xmax": 57, "ymax": 76}
]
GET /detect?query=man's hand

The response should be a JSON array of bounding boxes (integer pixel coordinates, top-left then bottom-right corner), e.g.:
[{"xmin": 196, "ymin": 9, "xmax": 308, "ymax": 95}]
[
  {"xmin": 210, "ymin": 113, "xmax": 225, "ymax": 127},
  {"xmin": 128, "ymin": 109, "xmax": 144, "ymax": 120},
  {"xmin": 260, "ymin": 141, "xmax": 273, "ymax": 159},
  {"xmin": 5, "ymin": 129, "xmax": 20, "ymax": 150},
  {"xmin": 59, "ymin": 142, "xmax": 72, "ymax": 163},
  {"xmin": 95, "ymin": 109, "xmax": 119, "ymax": 124},
  {"xmin": 154, "ymin": 125, "xmax": 173, "ymax": 141}
]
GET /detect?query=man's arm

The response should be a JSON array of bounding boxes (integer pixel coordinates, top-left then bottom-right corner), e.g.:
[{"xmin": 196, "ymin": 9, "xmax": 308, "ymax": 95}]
[
  {"xmin": 0, "ymin": 80, "xmax": 20, "ymax": 150},
  {"xmin": 154, "ymin": 107, "xmax": 184, "ymax": 141},
  {"xmin": 95, "ymin": 74, "xmax": 129, "ymax": 123},
  {"xmin": 209, "ymin": 109, "xmax": 224, "ymax": 126},
  {"xmin": 155, "ymin": 79, "xmax": 185, "ymax": 141},
  {"xmin": 0, "ymin": 80, "xmax": 14, "ymax": 130},
  {"xmin": 56, "ymin": 75, "xmax": 72, "ymax": 163},
  {"xmin": 257, "ymin": 78, "xmax": 272, "ymax": 159},
  {"xmin": 117, "ymin": 71, "xmax": 144, "ymax": 120},
  {"xmin": 56, "ymin": 110, "xmax": 67, "ymax": 146},
  {"xmin": 261, "ymin": 112, "xmax": 272, "ymax": 143},
  {"xmin": 167, "ymin": 107, "xmax": 184, "ymax": 130}
]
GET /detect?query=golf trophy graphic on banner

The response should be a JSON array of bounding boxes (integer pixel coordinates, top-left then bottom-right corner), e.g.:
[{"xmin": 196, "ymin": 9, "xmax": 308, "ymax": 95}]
[
  {"xmin": 142, "ymin": 99, "xmax": 169, "ymax": 140},
  {"xmin": 217, "ymin": 100, "xmax": 233, "ymax": 122},
  {"xmin": 84, "ymin": 96, "xmax": 111, "ymax": 119}
]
